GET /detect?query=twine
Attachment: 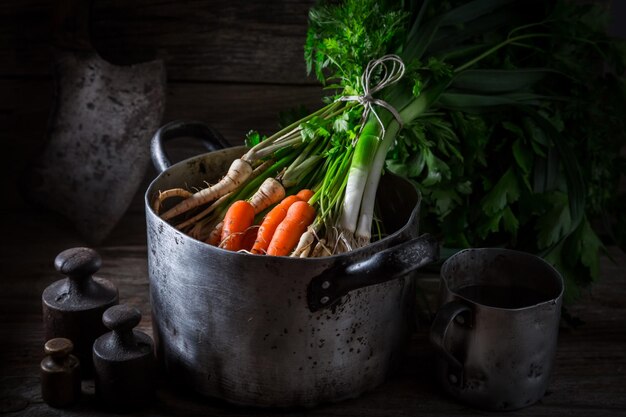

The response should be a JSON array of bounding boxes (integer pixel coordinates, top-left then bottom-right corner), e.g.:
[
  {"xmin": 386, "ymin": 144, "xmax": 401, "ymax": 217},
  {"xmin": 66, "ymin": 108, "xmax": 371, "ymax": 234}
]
[{"xmin": 338, "ymin": 54, "xmax": 406, "ymax": 144}]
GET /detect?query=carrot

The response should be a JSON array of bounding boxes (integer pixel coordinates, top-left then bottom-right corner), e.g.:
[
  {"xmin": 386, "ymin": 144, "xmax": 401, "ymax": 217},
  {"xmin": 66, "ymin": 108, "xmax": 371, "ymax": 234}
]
[
  {"xmin": 161, "ymin": 158, "xmax": 253, "ymax": 221},
  {"xmin": 219, "ymin": 201, "xmax": 255, "ymax": 251},
  {"xmin": 251, "ymin": 195, "xmax": 302, "ymax": 254},
  {"xmin": 202, "ymin": 176, "xmax": 281, "ymax": 245},
  {"xmin": 248, "ymin": 178, "xmax": 285, "ymax": 213},
  {"xmin": 240, "ymin": 226, "xmax": 259, "ymax": 252},
  {"xmin": 267, "ymin": 201, "xmax": 316, "ymax": 256},
  {"xmin": 296, "ymin": 189, "xmax": 314, "ymax": 202}
]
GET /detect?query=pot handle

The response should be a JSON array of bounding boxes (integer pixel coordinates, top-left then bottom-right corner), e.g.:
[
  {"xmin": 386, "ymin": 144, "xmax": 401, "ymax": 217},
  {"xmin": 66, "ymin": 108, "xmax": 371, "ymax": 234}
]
[
  {"xmin": 150, "ymin": 120, "xmax": 230, "ymax": 173},
  {"xmin": 429, "ymin": 300, "xmax": 473, "ymax": 387},
  {"xmin": 307, "ymin": 234, "xmax": 439, "ymax": 312}
]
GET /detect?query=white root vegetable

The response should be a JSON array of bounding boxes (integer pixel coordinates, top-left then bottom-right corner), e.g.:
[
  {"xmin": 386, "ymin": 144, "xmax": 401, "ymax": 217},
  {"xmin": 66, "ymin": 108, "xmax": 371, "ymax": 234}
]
[
  {"xmin": 248, "ymin": 178, "xmax": 285, "ymax": 213},
  {"xmin": 175, "ymin": 192, "xmax": 232, "ymax": 230},
  {"xmin": 161, "ymin": 159, "xmax": 253, "ymax": 221},
  {"xmin": 291, "ymin": 228, "xmax": 316, "ymax": 257},
  {"xmin": 153, "ymin": 188, "xmax": 193, "ymax": 214},
  {"xmin": 311, "ymin": 239, "xmax": 331, "ymax": 257},
  {"xmin": 176, "ymin": 160, "xmax": 274, "ymax": 231}
]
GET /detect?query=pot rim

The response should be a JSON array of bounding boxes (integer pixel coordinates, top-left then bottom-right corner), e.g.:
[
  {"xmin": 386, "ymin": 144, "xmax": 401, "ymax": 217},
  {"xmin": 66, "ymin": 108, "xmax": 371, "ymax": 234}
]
[
  {"xmin": 145, "ymin": 148, "xmax": 422, "ymax": 263},
  {"xmin": 440, "ymin": 247, "xmax": 564, "ymax": 311}
]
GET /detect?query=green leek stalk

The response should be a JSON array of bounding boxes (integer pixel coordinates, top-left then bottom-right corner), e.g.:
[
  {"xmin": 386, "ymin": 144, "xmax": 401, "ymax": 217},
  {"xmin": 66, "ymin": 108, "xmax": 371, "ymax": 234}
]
[{"xmin": 338, "ymin": 119, "xmax": 381, "ymax": 240}]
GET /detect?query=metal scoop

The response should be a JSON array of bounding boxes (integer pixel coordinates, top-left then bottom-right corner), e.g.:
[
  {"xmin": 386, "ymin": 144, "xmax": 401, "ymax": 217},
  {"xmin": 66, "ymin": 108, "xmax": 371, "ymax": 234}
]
[{"xmin": 27, "ymin": 0, "xmax": 166, "ymax": 243}]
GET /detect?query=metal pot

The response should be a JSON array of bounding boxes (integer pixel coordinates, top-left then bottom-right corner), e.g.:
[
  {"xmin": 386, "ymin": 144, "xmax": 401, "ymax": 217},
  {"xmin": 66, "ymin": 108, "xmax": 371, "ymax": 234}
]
[{"xmin": 145, "ymin": 120, "xmax": 438, "ymax": 407}]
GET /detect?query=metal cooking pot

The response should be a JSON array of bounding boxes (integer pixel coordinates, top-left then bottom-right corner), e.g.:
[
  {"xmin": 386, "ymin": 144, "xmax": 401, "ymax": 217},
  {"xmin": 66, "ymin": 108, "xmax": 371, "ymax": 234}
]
[{"xmin": 145, "ymin": 120, "xmax": 439, "ymax": 407}]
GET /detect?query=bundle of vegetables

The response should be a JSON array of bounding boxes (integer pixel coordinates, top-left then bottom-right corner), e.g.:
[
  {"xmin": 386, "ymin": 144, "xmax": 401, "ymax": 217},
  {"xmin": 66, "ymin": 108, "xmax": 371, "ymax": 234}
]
[{"xmin": 154, "ymin": 0, "xmax": 626, "ymax": 302}]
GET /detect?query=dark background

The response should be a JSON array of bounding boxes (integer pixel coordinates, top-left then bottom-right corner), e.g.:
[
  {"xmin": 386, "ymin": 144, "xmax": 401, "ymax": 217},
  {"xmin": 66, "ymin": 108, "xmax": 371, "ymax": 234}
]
[
  {"xmin": 1, "ymin": 0, "xmax": 323, "ymax": 223},
  {"xmin": 1, "ymin": 3, "xmax": 625, "ymax": 415},
  {"xmin": 1, "ymin": 0, "xmax": 624, "ymax": 228}
]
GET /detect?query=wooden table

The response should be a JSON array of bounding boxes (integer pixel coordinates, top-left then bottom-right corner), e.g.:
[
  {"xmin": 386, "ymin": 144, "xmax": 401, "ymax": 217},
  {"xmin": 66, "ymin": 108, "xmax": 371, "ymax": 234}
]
[{"xmin": 1, "ymin": 206, "xmax": 625, "ymax": 417}]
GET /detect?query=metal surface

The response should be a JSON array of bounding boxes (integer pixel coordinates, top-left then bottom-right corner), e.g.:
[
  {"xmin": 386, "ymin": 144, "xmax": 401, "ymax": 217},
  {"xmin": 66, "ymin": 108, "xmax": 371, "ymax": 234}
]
[
  {"xmin": 26, "ymin": 0, "xmax": 165, "ymax": 243},
  {"xmin": 144, "ymin": 121, "xmax": 438, "ymax": 407},
  {"xmin": 42, "ymin": 247, "xmax": 119, "ymax": 376},
  {"xmin": 308, "ymin": 234, "xmax": 438, "ymax": 311},
  {"xmin": 40, "ymin": 338, "xmax": 81, "ymax": 408},
  {"xmin": 430, "ymin": 248, "xmax": 564, "ymax": 411},
  {"xmin": 150, "ymin": 120, "xmax": 231, "ymax": 173},
  {"xmin": 93, "ymin": 305, "xmax": 155, "ymax": 411}
]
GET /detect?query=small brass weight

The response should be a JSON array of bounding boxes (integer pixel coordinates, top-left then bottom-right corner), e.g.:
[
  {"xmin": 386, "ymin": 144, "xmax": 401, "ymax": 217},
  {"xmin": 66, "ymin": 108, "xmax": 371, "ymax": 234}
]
[{"xmin": 40, "ymin": 338, "xmax": 81, "ymax": 408}]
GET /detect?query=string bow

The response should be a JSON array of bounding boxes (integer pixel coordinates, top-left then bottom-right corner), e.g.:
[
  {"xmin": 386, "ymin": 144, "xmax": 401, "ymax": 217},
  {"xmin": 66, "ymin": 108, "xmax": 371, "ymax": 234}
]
[{"xmin": 338, "ymin": 54, "xmax": 405, "ymax": 144}]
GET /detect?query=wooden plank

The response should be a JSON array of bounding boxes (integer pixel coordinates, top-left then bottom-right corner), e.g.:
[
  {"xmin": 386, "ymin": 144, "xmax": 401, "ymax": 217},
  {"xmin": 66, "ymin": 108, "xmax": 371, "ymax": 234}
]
[
  {"xmin": 164, "ymin": 81, "xmax": 324, "ymax": 143},
  {"xmin": 0, "ymin": 78, "xmax": 323, "ymax": 211},
  {"xmin": 0, "ymin": 78, "xmax": 323, "ymax": 147},
  {"xmin": 1, "ymin": 209, "xmax": 625, "ymax": 415},
  {"xmin": 0, "ymin": 0, "xmax": 317, "ymax": 84},
  {"xmin": 2, "ymin": 306, "xmax": 625, "ymax": 416},
  {"xmin": 1, "ymin": 0, "xmax": 622, "ymax": 85},
  {"xmin": 2, "ymin": 309, "xmax": 626, "ymax": 416},
  {"xmin": 0, "ymin": 0, "xmax": 52, "ymax": 77}
]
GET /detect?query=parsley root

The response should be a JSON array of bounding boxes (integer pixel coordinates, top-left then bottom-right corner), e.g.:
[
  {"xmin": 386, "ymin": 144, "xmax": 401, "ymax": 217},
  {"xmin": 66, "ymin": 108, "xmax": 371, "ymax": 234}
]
[
  {"xmin": 249, "ymin": 178, "xmax": 285, "ymax": 213},
  {"xmin": 161, "ymin": 158, "xmax": 253, "ymax": 221},
  {"xmin": 153, "ymin": 188, "xmax": 193, "ymax": 215}
]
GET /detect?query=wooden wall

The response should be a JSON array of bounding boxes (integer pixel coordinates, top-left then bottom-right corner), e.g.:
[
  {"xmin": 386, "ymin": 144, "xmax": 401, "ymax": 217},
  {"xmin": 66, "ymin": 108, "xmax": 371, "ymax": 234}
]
[
  {"xmin": 2, "ymin": 0, "xmax": 623, "ymax": 223},
  {"xmin": 1, "ymin": 0, "xmax": 321, "ymax": 213}
]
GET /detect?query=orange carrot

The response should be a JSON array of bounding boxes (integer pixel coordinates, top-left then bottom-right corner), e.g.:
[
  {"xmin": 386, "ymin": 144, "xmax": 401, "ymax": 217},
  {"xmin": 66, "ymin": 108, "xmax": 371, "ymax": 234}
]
[
  {"xmin": 240, "ymin": 226, "xmax": 259, "ymax": 252},
  {"xmin": 296, "ymin": 189, "xmax": 314, "ymax": 202},
  {"xmin": 220, "ymin": 201, "xmax": 255, "ymax": 251},
  {"xmin": 267, "ymin": 201, "xmax": 316, "ymax": 256},
  {"xmin": 251, "ymin": 195, "xmax": 302, "ymax": 254}
]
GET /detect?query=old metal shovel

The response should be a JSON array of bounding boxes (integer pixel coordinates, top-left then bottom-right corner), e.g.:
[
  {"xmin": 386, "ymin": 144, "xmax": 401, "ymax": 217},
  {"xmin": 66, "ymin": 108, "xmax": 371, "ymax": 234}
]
[{"xmin": 27, "ymin": 0, "xmax": 166, "ymax": 243}]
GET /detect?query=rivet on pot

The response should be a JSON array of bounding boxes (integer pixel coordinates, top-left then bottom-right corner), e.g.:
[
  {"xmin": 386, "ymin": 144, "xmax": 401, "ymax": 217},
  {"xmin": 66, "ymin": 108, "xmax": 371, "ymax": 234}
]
[
  {"xmin": 320, "ymin": 296, "xmax": 330, "ymax": 305},
  {"xmin": 321, "ymin": 281, "xmax": 331, "ymax": 289},
  {"xmin": 455, "ymin": 315, "xmax": 465, "ymax": 325},
  {"xmin": 449, "ymin": 373, "xmax": 459, "ymax": 385}
]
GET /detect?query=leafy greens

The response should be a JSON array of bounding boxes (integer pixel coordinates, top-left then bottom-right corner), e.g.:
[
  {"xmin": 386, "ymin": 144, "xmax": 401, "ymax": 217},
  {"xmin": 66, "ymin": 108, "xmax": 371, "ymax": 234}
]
[{"xmin": 302, "ymin": 0, "xmax": 626, "ymax": 302}]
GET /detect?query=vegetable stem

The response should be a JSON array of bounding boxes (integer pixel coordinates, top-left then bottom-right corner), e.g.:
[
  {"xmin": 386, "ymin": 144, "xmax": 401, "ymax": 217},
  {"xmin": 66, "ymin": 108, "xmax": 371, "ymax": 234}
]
[
  {"xmin": 339, "ymin": 118, "xmax": 381, "ymax": 237},
  {"xmin": 455, "ymin": 34, "xmax": 553, "ymax": 73}
]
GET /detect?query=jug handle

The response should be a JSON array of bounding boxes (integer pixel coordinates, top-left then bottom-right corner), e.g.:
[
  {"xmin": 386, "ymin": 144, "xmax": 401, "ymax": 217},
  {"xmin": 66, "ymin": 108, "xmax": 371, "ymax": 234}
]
[
  {"xmin": 150, "ymin": 120, "xmax": 230, "ymax": 173},
  {"xmin": 307, "ymin": 234, "xmax": 439, "ymax": 312},
  {"xmin": 429, "ymin": 300, "xmax": 473, "ymax": 387}
]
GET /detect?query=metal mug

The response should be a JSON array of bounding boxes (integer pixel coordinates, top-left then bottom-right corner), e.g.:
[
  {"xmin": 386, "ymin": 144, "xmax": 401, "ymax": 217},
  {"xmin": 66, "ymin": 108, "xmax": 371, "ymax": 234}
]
[{"xmin": 430, "ymin": 248, "xmax": 564, "ymax": 411}]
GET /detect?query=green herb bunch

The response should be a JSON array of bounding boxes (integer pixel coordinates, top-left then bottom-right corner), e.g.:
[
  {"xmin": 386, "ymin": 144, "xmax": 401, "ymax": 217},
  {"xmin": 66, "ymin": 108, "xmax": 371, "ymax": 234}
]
[{"xmin": 303, "ymin": 0, "xmax": 626, "ymax": 302}]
